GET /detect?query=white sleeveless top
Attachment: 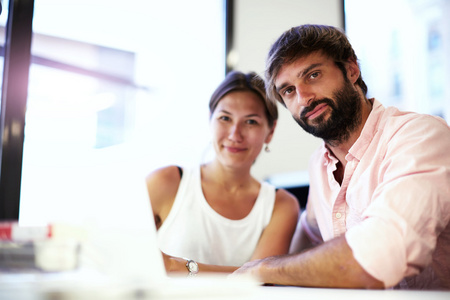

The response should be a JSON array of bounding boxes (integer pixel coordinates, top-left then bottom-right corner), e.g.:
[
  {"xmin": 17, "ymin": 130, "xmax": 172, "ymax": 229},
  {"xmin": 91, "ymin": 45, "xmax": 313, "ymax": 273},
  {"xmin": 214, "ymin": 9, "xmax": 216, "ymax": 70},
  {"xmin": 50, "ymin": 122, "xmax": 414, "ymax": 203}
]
[{"xmin": 157, "ymin": 166, "xmax": 276, "ymax": 266}]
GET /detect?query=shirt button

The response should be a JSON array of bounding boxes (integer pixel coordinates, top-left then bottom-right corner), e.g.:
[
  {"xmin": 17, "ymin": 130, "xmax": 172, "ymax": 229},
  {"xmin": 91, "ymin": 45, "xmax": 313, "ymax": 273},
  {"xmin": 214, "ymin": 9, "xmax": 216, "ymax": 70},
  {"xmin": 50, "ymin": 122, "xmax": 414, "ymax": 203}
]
[{"xmin": 335, "ymin": 212, "xmax": 342, "ymax": 219}]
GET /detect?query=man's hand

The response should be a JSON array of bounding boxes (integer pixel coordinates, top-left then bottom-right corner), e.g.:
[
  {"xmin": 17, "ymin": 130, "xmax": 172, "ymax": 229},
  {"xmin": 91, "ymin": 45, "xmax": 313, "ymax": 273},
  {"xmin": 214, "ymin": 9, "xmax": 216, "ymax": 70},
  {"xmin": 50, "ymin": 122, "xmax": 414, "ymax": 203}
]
[
  {"xmin": 232, "ymin": 236, "xmax": 385, "ymax": 289},
  {"xmin": 232, "ymin": 258, "xmax": 264, "ymax": 280}
]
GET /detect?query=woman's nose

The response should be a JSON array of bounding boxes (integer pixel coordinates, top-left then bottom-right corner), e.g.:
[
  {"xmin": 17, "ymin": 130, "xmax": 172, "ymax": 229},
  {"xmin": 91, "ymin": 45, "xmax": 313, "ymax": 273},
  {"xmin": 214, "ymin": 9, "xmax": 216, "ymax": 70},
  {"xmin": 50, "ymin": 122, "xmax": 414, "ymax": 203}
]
[{"xmin": 228, "ymin": 123, "xmax": 243, "ymax": 142}]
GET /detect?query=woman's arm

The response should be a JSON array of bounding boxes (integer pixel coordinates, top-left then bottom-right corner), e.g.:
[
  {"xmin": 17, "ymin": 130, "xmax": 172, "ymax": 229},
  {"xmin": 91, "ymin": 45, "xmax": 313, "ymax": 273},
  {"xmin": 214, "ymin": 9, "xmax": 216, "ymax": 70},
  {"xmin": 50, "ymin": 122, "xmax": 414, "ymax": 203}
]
[
  {"xmin": 250, "ymin": 189, "xmax": 300, "ymax": 260},
  {"xmin": 289, "ymin": 211, "xmax": 322, "ymax": 254},
  {"xmin": 288, "ymin": 218, "xmax": 314, "ymax": 254},
  {"xmin": 147, "ymin": 166, "xmax": 240, "ymax": 274},
  {"xmin": 158, "ymin": 188, "xmax": 299, "ymax": 275},
  {"xmin": 162, "ymin": 252, "xmax": 239, "ymax": 274},
  {"xmin": 145, "ymin": 165, "xmax": 181, "ymax": 229}
]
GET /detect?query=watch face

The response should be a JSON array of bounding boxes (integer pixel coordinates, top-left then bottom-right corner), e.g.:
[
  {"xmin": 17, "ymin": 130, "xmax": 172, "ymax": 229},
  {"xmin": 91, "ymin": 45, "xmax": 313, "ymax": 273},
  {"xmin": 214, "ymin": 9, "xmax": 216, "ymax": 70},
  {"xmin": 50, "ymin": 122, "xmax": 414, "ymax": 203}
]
[{"xmin": 187, "ymin": 260, "xmax": 199, "ymax": 273}]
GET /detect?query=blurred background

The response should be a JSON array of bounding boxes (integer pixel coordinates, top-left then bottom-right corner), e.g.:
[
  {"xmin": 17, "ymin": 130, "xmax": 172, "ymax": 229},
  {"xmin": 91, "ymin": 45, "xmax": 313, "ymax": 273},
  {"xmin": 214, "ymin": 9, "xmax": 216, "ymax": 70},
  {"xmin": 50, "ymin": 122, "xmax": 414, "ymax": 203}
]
[{"xmin": 0, "ymin": 0, "xmax": 448, "ymax": 225}]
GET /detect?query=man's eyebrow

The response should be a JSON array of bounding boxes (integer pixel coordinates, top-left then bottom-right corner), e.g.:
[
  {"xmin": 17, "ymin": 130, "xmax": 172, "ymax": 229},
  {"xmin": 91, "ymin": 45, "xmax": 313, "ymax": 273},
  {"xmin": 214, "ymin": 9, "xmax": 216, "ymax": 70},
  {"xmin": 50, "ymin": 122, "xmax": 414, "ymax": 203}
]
[
  {"xmin": 275, "ymin": 82, "xmax": 288, "ymax": 94},
  {"xmin": 299, "ymin": 63, "xmax": 322, "ymax": 79},
  {"xmin": 276, "ymin": 63, "xmax": 323, "ymax": 94}
]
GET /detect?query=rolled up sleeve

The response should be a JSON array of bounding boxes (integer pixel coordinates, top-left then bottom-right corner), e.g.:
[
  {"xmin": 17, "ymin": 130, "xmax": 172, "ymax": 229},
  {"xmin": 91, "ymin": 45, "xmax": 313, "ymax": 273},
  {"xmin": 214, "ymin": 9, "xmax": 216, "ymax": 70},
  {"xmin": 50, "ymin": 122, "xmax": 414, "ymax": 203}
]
[{"xmin": 346, "ymin": 115, "xmax": 450, "ymax": 287}]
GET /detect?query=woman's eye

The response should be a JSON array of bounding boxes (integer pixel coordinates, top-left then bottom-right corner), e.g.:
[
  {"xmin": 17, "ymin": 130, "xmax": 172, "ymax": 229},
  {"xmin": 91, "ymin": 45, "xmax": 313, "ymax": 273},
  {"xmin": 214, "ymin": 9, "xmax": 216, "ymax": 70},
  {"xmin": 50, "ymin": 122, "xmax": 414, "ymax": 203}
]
[
  {"xmin": 219, "ymin": 115, "xmax": 230, "ymax": 121},
  {"xmin": 246, "ymin": 119, "xmax": 258, "ymax": 125}
]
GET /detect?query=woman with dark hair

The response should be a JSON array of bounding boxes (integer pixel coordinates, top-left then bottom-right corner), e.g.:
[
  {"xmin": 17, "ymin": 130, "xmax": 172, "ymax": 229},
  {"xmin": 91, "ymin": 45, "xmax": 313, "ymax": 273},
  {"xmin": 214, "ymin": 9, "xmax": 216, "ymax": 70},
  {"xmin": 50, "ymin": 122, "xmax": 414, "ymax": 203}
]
[{"xmin": 146, "ymin": 71, "xmax": 299, "ymax": 275}]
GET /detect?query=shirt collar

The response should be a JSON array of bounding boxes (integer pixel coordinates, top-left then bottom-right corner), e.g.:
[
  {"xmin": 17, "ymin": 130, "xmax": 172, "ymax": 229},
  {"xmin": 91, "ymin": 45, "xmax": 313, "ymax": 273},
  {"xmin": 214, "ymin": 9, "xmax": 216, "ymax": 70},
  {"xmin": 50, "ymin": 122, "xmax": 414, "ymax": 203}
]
[
  {"xmin": 321, "ymin": 143, "xmax": 338, "ymax": 166},
  {"xmin": 348, "ymin": 98, "xmax": 384, "ymax": 161}
]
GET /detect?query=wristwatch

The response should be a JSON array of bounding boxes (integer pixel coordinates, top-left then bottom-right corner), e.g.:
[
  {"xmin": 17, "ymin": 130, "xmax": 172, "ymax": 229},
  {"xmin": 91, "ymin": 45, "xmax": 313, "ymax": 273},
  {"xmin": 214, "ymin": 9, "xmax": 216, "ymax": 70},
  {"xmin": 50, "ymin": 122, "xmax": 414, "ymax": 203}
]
[{"xmin": 185, "ymin": 259, "xmax": 199, "ymax": 276}]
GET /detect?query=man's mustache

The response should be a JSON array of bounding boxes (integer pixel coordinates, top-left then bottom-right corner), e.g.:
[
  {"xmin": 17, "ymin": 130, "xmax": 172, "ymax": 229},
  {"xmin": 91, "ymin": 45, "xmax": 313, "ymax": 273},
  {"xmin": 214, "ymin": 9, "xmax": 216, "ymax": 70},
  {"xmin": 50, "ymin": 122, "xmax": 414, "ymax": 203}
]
[{"xmin": 300, "ymin": 98, "xmax": 334, "ymax": 119}]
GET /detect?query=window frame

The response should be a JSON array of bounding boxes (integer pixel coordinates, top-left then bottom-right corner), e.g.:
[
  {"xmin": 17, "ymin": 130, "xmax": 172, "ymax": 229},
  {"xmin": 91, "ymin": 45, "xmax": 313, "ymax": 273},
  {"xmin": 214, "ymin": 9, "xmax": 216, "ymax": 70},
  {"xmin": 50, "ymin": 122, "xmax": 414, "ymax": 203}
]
[{"xmin": 0, "ymin": 0, "xmax": 34, "ymax": 220}]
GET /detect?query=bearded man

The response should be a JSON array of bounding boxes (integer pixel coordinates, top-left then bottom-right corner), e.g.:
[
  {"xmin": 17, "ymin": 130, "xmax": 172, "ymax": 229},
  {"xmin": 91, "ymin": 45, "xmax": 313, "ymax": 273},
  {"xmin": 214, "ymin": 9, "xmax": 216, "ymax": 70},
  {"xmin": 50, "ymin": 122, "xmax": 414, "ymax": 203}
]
[{"xmin": 233, "ymin": 24, "xmax": 450, "ymax": 290}]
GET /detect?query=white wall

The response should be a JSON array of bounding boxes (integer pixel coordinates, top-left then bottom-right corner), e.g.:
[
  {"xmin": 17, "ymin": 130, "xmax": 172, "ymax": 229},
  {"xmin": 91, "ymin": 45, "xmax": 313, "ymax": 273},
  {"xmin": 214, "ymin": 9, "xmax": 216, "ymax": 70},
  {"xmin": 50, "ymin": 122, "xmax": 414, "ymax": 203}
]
[{"xmin": 232, "ymin": 0, "xmax": 344, "ymax": 182}]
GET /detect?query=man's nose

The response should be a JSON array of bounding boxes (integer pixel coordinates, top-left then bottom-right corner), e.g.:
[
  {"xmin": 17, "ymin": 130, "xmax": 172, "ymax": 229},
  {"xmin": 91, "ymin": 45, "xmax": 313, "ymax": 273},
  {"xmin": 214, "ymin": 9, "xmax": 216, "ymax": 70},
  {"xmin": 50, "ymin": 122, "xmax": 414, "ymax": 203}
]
[{"xmin": 296, "ymin": 84, "xmax": 314, "ymax": 106}]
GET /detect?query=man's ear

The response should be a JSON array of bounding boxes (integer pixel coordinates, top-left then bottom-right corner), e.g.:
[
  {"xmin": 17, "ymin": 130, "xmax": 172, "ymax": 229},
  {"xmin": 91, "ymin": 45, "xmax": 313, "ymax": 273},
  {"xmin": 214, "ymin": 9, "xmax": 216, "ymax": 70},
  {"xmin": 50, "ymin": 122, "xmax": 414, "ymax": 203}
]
[{"xmin": 346, "ymin": 58, "xmax": 360, "ymax": 84}]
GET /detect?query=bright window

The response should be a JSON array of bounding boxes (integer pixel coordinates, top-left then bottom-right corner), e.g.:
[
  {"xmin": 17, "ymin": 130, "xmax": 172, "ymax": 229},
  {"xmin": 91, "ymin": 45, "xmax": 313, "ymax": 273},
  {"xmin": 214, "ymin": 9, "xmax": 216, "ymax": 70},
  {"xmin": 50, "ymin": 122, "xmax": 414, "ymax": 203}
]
[
  {"xmin": 345, "ymin": 0, "xmax": 450, "ymax": 121},
  {"xmin": 19, "ymin": 0, "xmax": 226, "ymax": 226}
]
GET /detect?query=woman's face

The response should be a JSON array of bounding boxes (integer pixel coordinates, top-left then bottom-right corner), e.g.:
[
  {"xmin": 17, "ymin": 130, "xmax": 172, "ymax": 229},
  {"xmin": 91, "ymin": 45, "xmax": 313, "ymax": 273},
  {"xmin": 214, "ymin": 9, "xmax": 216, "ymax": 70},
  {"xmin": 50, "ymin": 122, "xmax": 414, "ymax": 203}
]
[{"xmin": 210, "ymin": 90, "xmax": 275, "ymax": 169}]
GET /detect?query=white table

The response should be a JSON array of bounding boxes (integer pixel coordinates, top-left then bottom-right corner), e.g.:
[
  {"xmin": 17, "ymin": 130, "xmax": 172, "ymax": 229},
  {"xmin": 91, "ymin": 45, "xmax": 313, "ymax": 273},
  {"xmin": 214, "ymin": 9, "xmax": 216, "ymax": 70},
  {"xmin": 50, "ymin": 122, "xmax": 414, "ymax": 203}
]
[
  {"xmin": 257, "ymin": 285, "xmax": 450, "ymax": 300},
  {"xmin": 1, "ymin": 271, "xmax": 449, "ymax": 300}
]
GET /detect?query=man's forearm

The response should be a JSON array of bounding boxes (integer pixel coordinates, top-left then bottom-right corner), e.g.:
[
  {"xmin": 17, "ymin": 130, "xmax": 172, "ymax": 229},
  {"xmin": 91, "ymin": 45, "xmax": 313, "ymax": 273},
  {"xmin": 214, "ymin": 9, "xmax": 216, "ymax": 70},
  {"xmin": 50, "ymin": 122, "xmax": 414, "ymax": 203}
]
[{"xmin": 238, "ymin": 235, "xmax": 385, "ymax": 289}]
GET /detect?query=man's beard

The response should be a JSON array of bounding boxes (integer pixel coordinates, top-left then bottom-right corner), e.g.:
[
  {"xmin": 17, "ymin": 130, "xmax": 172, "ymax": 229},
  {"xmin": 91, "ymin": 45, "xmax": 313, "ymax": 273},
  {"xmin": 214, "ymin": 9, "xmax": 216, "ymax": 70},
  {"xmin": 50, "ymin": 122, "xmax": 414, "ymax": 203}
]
[{"xmin": 293, "ymin": 79, "xmax": 362, "ymax": 146}]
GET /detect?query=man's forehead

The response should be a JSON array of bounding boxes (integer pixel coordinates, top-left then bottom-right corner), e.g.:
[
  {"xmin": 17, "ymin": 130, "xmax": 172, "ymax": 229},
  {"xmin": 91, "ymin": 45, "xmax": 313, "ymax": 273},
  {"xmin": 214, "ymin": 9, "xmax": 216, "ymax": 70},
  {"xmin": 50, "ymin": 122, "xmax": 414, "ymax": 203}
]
[{"xmin": 275, "ymin": 52, "xmax": 329, "ymax": 84}]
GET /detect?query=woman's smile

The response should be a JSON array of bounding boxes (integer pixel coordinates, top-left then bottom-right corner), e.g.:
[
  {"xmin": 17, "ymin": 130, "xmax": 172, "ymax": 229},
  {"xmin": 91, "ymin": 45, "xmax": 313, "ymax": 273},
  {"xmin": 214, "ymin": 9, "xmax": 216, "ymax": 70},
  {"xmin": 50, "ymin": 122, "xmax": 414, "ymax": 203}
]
[{"xmin": 224, "ymin": 145, "xmax": 247, "ymax": 153}]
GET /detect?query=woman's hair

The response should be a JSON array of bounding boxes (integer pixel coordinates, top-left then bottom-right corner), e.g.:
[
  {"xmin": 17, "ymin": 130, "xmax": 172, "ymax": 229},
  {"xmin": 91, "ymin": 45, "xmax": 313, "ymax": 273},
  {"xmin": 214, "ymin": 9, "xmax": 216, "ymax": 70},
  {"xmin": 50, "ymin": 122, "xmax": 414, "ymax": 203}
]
[
  {"xmin": 209, "ymin": 71, "xmax": 278, "ymax": 128},
  {"xmin": 265, "ymin": 24, "xmax": 368, "ymax": 105}
]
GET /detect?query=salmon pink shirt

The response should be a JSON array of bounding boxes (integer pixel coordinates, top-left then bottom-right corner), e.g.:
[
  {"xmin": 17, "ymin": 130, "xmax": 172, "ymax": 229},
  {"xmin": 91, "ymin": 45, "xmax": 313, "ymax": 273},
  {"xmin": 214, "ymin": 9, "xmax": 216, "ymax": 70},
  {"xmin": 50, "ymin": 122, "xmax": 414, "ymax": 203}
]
[{"xmin": 302, "ymin": 99, "xmax": 450, "ymax": 289}]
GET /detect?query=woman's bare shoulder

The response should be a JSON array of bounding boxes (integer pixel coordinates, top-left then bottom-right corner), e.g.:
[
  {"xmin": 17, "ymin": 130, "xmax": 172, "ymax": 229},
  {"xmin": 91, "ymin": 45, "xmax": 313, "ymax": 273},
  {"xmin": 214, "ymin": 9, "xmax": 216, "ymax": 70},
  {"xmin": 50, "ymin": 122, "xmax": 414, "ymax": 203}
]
[
  {"xmin": 274, "ymin": 188, "xmax": 300, "ymax": 215},
  {"xmin": 147, "ymin": 165, "xmax": 181, "ymax": 184},
  {"xmin": 146, "ymin": 165, "xmax": 182, "ymax": 208}
]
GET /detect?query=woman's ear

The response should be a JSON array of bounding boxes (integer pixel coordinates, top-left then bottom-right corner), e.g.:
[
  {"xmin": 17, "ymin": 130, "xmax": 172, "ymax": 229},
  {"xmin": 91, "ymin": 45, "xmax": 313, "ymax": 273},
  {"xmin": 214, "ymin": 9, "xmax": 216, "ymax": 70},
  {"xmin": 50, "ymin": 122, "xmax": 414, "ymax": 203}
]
[
  {"xmin": 264, "ymin": 120, "xmax": 277, "ymax": 144},
  {"xmin": 346, "ymin": 58, "xmax": 360, "ymax": 84}
]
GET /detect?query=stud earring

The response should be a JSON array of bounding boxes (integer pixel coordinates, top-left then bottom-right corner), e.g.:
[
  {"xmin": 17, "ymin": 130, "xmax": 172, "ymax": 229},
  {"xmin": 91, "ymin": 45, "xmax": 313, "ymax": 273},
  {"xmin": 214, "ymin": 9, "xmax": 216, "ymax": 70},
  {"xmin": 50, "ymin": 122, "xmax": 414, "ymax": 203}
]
[{"xmin": 264, "ymin": 144, "xmax": 270, "ymax": 153}]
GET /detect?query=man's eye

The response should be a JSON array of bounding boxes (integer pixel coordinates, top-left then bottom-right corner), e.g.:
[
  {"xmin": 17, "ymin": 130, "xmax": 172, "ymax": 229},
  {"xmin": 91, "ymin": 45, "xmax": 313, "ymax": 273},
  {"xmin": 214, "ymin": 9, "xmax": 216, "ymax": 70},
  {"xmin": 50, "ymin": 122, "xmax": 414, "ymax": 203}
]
[
  {"xmin": 283, "ymin": 87, "xmax": 294, "ymax": 95},
  {"xmin": 310, "ymin": 72, "xmax": 319, "ymax": 79}
]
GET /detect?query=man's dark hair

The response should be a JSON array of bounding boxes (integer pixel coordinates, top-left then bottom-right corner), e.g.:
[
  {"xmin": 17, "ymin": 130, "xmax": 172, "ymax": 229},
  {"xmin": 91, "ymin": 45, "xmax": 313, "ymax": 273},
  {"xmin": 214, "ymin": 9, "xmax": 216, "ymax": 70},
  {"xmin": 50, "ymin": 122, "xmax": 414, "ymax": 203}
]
[{"xmin": 265, "ymin": 24, "xmax": 368, "ymax": 105}]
